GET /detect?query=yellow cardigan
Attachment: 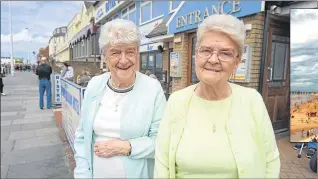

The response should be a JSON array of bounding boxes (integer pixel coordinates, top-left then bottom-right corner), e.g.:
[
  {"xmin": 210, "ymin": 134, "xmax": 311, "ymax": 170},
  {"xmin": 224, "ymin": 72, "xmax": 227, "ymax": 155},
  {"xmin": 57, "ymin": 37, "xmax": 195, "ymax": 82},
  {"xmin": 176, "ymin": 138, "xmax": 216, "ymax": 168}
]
[{"xmin": 154, "ymin": 83, "xmax": 280, "ymax": 178}]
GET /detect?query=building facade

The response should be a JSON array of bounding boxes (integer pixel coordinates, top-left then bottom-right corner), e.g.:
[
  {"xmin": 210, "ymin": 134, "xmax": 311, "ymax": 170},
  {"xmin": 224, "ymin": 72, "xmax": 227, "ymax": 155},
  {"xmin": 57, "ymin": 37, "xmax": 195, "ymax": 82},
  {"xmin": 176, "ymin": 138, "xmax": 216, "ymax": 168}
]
[
  {"xmin": 68, "ymin": 2, "xmax": 100, "ymax": 64},
  {"xmin": 48, "ymin": 26, "xmax": 68, "ymax": 62}
]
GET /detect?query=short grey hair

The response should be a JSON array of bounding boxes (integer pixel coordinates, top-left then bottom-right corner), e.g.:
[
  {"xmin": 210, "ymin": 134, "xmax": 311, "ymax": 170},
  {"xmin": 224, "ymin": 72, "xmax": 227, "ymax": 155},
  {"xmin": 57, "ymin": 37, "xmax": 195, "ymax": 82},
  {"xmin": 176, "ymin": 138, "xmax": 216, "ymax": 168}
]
[
  {"xmin": 99, "ymin": 19, "xmax": 141, "ymax": 54},
  {"xmin": 196, "ymin": 14, "xmax": 246, "ymax": 57}
]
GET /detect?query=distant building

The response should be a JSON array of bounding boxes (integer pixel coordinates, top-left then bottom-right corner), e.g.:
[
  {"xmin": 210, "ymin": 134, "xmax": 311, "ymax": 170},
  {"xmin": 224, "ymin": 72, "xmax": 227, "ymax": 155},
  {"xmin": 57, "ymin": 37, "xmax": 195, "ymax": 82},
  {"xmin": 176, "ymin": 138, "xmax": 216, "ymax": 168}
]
[{"xmin": 1, "ymin": 57, "xmax": 24, "ymax": 65}]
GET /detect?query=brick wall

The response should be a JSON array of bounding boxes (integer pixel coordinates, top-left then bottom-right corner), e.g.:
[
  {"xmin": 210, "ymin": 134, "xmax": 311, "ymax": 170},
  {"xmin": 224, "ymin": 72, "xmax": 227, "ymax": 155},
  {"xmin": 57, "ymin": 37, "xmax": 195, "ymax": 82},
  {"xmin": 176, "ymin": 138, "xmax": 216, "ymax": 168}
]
[
  {"xmin": 172, "ymin": 33, "xmax": 189, "ymax": 92},
  {"xmin": 163, "ymin": 49, "xmax": 169, "ymax": 73},
  {"xmin": 238, "ymin": 12, "xmax": 265, "ymax": 90}
]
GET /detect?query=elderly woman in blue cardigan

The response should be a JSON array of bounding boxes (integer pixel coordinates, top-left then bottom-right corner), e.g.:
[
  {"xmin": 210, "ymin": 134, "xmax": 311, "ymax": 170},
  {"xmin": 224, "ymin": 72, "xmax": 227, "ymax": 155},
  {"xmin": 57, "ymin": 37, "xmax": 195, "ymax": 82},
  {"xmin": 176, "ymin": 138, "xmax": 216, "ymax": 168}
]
[{"xmin": 73, "ymin": 19, "xmax": 166, "ymax": 178}]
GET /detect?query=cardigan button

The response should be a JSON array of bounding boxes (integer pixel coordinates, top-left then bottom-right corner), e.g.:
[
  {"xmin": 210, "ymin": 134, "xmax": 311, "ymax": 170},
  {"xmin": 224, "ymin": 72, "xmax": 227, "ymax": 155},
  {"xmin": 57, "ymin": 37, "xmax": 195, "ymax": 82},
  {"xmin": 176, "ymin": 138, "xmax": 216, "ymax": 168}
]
[{"xmin": 239, "ymin": 169, "xmax": 244, "ymax": 174}]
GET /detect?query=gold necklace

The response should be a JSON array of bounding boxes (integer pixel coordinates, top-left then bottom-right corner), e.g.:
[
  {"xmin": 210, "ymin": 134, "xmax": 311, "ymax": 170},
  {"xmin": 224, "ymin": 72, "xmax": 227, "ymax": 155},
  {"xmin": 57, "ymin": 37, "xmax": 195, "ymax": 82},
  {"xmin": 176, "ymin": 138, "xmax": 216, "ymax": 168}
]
[{"xmin": 194, "ymin": 84, "xmax": 233, "ymax": 133}]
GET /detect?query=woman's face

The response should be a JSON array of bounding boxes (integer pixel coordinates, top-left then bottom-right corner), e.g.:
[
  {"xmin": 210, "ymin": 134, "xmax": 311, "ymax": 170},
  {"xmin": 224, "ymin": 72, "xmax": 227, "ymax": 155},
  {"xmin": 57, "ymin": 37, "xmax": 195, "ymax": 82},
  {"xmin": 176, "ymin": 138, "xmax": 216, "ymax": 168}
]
[
  {"xmin": 195, "ymin": 31, "xmax": 241, "ymax": 86},
  {"xmin": 105, "ymin": 44, "xmax": 138, "ymax": 83}
]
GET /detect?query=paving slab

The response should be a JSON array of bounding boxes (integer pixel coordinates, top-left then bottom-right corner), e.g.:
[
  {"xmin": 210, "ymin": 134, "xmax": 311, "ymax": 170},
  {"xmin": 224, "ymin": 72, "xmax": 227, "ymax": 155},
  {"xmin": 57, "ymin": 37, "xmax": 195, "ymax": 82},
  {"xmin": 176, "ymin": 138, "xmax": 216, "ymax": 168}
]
[
  {"xmin": 1, "ymin": 124, "xmax": 21, "ymax": 132},
  {"xmin": 1, "ymin": 141, "xmax": 14, "ymax": 153},
  {"xmin": 35, "ymin": 127, "xmax": 59, "ymax": 137},
  {"xmin": 1, "ymin": 132, "xmax": 9, "ymax": 141},
  {"xmin": 0, "ymin": 107, "xmax": 26, "ymax": 112},
  {"xmin": 8, "ymin": 130, "xmax": 36, "ymax": 140},
  {"xmin": 13, "ymin": 135, "xmax": 63, "ymax": 150},
  {"xmin": 1, "ymin": 144, "xmax": 66, "ymax": 166},
  {"xmin": 0, "ymin": 114, "xmax": 24, "ymax": 120},
  {"xmin": 12, "ymin": 117, "xmax": 54, "ymax": 125},
  {"xmin": 1, "ymin": 165, "xmax": 8, "ymax": 178},
  {"xmin": 1, "ymin": 120, "xmax": 12, "ymax": 127},
  {"xmin": 20, "ymin": 121, "xmax": 56, "ymax": 131},
  {"xmin": 0, "ymin": 112, "xmax": 18, "ymax": 117},
  {"xmin": 6, "ymin": 157, "xmax": 72, "ymax": 178}
]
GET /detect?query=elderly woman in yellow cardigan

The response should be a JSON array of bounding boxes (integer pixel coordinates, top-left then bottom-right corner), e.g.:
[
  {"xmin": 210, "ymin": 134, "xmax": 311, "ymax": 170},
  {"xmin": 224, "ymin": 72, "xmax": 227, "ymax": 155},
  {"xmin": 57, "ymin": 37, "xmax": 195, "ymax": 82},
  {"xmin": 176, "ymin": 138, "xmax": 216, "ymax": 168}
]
[{"xmin": 154, "ymin": 14, "xmax": 280, "ymax": 178}]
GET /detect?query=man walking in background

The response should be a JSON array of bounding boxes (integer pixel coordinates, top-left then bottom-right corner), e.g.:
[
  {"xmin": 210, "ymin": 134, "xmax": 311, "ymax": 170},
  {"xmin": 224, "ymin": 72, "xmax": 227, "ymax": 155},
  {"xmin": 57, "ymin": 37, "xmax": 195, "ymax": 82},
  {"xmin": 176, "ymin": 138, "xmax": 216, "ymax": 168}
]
[{"xmin": 35, "ymin": 57, "xmax": 52, "ymax": 109}]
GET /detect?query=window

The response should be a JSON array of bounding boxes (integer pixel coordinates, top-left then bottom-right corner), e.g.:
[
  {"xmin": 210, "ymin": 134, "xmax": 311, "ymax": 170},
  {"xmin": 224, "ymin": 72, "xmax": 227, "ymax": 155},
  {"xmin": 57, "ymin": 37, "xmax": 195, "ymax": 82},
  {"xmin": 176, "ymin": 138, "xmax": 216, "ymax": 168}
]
[
  {"xmin": 170, "ymin": 1, "xmax": 181, "ymax": 12},
  {"xmin": 121, "ymin": 3, "xmax": 136, "ymax": 24},
  {"xmin": 140, "ymin": 52, "xmax": 164, "ymax": 80},
  {"xmin": 269, "ymin": 35, "xmax": 289, "ymax": 87},
  {"xmin": 140, "ymin": 1, "xmax": 151, "ymax": 23}
]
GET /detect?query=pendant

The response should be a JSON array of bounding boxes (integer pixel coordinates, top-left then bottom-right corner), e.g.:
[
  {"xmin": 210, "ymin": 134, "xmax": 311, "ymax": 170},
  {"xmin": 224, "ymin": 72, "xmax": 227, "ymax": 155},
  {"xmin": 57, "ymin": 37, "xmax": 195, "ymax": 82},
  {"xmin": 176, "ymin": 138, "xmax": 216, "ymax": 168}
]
[{"xmin": 213, "ymin": 124, "xmax": 216, "ymax": 133}]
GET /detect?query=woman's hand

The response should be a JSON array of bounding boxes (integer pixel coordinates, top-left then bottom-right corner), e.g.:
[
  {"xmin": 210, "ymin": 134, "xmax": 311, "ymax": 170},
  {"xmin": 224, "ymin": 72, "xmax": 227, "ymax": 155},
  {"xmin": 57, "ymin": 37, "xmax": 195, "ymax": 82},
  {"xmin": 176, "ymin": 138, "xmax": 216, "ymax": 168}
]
[{"xmin": 94, "ymin": 140, "xmax": 131, "ymax": 158}]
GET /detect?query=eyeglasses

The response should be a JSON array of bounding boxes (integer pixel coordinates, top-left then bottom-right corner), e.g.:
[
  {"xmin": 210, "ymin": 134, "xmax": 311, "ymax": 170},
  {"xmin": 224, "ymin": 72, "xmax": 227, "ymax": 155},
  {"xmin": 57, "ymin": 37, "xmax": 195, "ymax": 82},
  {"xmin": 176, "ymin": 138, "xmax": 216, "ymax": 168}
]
[
  {"xmin": 107, "ymin": 49, "xmax": 137, "ymax": 60},
  {"xmin": 197, "ymin": 47, "xmax": 237, "ymax": 62}
]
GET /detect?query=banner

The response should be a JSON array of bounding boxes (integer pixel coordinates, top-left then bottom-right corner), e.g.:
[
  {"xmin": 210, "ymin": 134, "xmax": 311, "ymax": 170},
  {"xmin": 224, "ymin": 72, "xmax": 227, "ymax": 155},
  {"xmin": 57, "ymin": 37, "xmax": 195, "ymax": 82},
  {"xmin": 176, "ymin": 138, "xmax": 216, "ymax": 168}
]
[{"xmin": 61, "ymin": 78, "xmax": 82, "ymax": 151}]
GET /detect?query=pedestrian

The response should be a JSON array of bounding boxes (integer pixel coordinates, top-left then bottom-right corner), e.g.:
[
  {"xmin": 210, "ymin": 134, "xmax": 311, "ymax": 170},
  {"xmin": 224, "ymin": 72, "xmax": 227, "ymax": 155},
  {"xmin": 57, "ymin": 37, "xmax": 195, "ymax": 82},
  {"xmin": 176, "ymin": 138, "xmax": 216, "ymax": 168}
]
[
  {"xmin": 155, "ymin": 14, "xmax": 280, "ymax": 178},
  {"xmin": 0, "ymin": 76, "xmax": 6, "ymax": 96},
  {"xmin": 76, "ymin": 69, "xmax": 91, "ymax": 87},
  {"xmin": 73, "ymin": 19, "xmax": 166, "ymax": 179},
  {"xmin": 35, "ymin": 57, "xmax": 52, "ymax": 109},
  {"xmin": 145, "ymin": 69, "xmax": 158, "ymax": 80},
  {"xmin": 61, "ymin": 62, "xmax": 74, "ymax": 82}
]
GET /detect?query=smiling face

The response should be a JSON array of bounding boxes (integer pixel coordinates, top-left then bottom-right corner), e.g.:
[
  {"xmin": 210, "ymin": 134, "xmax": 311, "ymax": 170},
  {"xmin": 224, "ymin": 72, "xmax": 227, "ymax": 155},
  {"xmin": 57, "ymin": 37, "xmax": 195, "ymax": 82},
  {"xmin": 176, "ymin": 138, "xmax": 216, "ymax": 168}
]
[
  {"xmin": 195, "ymin": 31, "xmax": 241, "ymax": 86},
  {"xmin": 105, "ymin": 44, "xmax": 138, "ymax": 83}
]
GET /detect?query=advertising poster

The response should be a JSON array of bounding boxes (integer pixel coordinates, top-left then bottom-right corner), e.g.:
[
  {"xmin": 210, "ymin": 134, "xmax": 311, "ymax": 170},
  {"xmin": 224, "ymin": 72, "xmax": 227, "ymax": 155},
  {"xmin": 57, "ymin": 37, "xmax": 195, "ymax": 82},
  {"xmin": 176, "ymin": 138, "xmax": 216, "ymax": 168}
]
[{"xmin": 229, "ymin": 45, "xmax": 252, "ymax": 83}]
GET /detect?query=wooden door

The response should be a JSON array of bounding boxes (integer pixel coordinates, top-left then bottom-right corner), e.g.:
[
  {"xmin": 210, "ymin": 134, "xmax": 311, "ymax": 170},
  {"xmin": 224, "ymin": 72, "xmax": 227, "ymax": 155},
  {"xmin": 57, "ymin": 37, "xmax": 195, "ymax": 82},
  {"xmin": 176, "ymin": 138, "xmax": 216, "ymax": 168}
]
[
  {"xmin": 262, "ymin": 27, "xmax": 290, "ymax": 131},
  {"xmin": 187, "ymin": 33, "xmax": 199, "ymax": 86}
]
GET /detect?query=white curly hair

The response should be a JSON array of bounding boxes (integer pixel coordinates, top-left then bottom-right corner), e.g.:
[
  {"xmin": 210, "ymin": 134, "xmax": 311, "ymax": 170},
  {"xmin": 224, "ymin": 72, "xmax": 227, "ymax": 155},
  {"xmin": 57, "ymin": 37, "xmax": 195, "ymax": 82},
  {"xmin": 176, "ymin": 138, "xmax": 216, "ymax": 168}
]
[
  {"xmin": 99, "ymin": 19, "xmax": 141, "ymax": 55},
  {"xmin": 196, "ymin": 14, "xmax": 246, "ymax": 57}
]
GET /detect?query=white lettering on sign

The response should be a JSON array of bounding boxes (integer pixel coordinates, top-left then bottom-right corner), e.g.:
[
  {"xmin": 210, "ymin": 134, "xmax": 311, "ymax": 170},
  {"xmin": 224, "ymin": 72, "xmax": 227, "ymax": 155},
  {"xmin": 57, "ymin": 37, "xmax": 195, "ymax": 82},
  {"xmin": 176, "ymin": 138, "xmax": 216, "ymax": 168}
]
[{"xmin": 176, "ymin": 1, "xmax": 242, "ymax": 29}]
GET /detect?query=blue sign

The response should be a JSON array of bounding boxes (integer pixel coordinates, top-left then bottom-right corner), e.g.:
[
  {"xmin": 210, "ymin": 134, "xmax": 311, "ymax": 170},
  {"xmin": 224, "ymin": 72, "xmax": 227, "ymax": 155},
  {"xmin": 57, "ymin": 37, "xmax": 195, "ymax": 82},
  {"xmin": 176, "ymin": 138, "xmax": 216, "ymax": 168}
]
[
  {"xmin": 96, "ymin": 8, "xmax": 104, "ymax": 20},
  {"xmin": 106, "ymin": 0, "xmax": 119, "ymax": 13},
  {"xmin": 168, "ymin": 1, "xmax": 263, "ymax": 34}
]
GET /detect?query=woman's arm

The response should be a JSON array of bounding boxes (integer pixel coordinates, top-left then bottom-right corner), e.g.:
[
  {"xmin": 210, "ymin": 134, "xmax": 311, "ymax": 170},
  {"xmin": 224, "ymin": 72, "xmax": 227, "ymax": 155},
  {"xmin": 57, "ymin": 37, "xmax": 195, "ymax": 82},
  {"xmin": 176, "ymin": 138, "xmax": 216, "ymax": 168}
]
[
  {"xmin": 255, "ymin": 92, "xmax": 280, "ymax": 178},
  {"xmin": 154, "ymin": 93, "xmax": 175, "ymax": 178},
  {"xmin": 73, "ymin": 82, "xmax": 92, "ymax": 179},
  {"xmin": 127, "ymin": 87, "xmax": 167, "ymax": 159}
]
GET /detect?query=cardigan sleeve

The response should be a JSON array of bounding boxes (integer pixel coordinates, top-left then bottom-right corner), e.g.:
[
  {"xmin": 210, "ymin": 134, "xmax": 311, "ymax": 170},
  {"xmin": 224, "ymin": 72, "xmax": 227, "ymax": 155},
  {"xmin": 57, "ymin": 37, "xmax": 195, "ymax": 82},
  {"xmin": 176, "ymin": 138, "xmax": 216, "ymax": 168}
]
[
  {"xmin": 128, "ymin": 83, "xmax": 167, "ymax": 159},
  {"xmin": 73, "ymin": 79, "xmax": 94, "ymax": 179},
  {"xmin": 154, "ymin": 93, "xmax": 175, "ymax": 178},
  {"xmin": 255, "ymin": 91, "xmax": 281, "ymax": 178}
]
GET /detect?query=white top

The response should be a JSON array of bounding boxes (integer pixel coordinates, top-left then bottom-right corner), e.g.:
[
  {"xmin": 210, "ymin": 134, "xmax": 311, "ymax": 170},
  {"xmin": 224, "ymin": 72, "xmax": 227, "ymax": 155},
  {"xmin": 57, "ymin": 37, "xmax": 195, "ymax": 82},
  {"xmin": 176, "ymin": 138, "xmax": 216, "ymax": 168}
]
[{"xmin": 93, "ymin": 85, "xmax": 130, "ymax": 178}]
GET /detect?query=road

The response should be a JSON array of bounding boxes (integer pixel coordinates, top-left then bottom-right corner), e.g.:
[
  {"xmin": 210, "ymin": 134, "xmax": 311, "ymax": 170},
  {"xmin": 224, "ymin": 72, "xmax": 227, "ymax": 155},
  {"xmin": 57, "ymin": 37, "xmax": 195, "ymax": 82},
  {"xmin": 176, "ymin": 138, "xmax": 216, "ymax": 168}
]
[{"xmin": 1, "ymin": 71, "xmax": 72, "ymax": 178}]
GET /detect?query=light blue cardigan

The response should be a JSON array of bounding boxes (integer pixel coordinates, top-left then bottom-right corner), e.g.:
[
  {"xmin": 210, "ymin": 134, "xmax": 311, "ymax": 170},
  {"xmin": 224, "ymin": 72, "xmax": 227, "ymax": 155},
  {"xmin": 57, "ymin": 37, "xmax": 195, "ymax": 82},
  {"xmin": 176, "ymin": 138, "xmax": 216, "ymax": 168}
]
[{"xmin": 73, "ymin": 72, "xmax": 167, "ymax": 178}]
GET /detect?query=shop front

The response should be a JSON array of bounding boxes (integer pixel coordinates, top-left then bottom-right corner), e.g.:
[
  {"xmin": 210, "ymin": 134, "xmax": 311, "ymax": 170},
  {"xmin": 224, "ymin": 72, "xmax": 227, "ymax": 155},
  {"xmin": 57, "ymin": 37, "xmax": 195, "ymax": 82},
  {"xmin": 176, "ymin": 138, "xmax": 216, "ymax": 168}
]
[{"xmin": 162, "ymin": 1, "xmax": 308, "ymax": 131}]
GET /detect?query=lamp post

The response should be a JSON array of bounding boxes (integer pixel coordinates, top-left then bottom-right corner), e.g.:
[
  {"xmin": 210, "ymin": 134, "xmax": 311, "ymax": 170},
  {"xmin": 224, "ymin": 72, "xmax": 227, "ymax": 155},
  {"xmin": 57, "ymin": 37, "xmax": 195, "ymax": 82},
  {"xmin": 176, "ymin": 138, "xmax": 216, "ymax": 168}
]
[
  {"xmin": 25, "ymin": 28, "xmax": 31, "ymax": 64},
  {"xmin": 8, "ymin": 1, "xmax": 14, "ymax": 76}
]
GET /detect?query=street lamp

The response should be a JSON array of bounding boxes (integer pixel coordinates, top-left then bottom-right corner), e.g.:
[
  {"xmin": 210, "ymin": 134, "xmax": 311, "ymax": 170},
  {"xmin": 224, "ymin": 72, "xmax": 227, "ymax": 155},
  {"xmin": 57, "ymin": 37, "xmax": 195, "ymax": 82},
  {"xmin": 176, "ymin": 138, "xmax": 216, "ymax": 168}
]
[
  {"xmin": 25, "ymin": 28, "xmax": 31, "ymax": 64},
  {"xmin": 8, "ymin": 1, "xmax": 14, "ymax": 76}
]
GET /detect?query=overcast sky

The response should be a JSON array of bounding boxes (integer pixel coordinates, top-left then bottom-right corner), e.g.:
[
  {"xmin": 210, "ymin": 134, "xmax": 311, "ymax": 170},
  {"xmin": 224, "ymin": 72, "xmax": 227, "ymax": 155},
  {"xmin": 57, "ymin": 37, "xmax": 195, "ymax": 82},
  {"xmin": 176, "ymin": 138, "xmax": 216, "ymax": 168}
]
[
  {"xmin": 290, "ymin": 9, "xmax": 318, "ymax": 92},
  {"xmin": 1, "ymin": 1, "xmax": 83, "ymax": 63}
]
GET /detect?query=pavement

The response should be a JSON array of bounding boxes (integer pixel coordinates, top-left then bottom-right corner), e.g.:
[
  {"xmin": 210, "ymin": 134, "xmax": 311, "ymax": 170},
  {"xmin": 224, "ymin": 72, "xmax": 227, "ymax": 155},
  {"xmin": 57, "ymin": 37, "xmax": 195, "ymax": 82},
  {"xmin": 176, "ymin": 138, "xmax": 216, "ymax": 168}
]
[
  {"xmin": 277, "ymin": 132, "xmax": 317, "ymax": 178},
  {"xmin": 1, "ymin": 71, "xmax": 72, "ymax": 178}
]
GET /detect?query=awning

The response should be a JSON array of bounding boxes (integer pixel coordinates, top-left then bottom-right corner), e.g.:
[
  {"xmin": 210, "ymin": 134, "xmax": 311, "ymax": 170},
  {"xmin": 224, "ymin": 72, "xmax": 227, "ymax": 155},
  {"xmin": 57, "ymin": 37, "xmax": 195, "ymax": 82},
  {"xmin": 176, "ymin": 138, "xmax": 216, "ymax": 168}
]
[
  {"xmin": 145, "ymin": 16, "xmax": 169, "ymax": 38},
  {"xmin": 70, "ymin": 23, "xmax": 96, "ymax": 45}
]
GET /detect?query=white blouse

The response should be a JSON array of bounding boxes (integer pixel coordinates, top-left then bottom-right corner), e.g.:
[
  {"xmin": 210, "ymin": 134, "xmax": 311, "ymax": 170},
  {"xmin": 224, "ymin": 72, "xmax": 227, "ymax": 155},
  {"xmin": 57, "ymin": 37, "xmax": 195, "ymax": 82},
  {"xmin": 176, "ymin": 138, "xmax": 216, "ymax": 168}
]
[{"xmin": 93, "ymin": 85, "xmax": 130, "ymax": 178}]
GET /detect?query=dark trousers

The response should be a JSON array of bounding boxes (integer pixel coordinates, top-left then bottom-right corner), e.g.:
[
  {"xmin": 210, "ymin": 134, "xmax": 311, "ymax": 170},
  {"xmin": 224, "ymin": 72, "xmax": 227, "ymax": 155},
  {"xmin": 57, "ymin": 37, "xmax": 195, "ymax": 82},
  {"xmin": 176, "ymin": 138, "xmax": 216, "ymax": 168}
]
[
  {"xmin": 0, "ymin": 85, "xmax": 3, "ymax": 93},
  {"xmin": 39, "ymin": 79, "xmax": 52, "ymax": 109}
]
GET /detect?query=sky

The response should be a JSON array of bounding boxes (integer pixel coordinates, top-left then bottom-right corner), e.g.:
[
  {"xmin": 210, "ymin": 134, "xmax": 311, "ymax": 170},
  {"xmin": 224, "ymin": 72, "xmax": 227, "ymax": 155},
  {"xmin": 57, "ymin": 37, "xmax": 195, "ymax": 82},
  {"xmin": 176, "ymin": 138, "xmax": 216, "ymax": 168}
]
[
  {"xmin": 290, "ymin": 9, "xmax": 318, "ymax": 92},
  {"xmin": 1, "ymin": 1, "xmax": 83, "ymax": 64}
]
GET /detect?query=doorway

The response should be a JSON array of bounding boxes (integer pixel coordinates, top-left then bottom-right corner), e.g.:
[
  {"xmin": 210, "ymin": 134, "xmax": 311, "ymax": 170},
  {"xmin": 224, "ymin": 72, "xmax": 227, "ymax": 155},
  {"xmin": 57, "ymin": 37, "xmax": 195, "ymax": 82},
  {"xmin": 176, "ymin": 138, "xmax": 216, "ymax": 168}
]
[
  {"xmin": 140, "ymin": 52, "xmax": 163, "ymax": 80},
  {"xmin": 262, "ymin": 26, "xmax": 290, "ymax": 131}
]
